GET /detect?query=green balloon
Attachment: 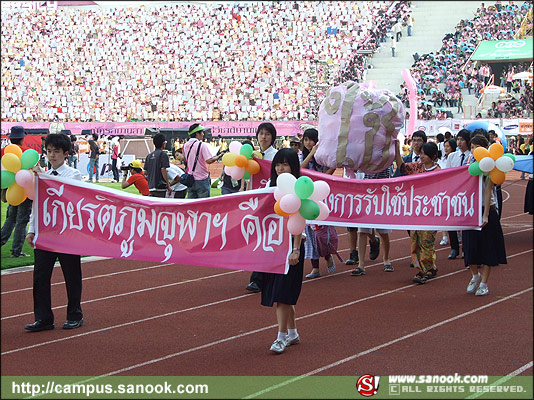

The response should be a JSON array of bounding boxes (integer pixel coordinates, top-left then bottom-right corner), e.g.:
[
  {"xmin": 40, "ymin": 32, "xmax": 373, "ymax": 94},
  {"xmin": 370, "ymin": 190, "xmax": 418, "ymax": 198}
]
[
  {"xmin": 1, "ymin": 170, "xmax": 15, "ymax": 189},
  {"xmin": 294, "ymin": 176, "xmax": 314, "ymax": 199},
  {"xmin": 243, "ymin": 170, "xmax": 251, "ymax": 180},
  {"xmin": 20, "ymin": 149, "xmax": 40, "ymax": 170},
  {"xmin": 299, "ymin": 199, "xmax": 320, "ymax": 220},
  {"xmin": 468, "ymin": 161, "xmax": 482, "ymax": 176},
  {"xmin": 240, "ymin": 144, "xmax": 254, "ymax": 159},
  {"xmin": 503, "ymin": 153, "xmax": 516, "ymax": 162}
]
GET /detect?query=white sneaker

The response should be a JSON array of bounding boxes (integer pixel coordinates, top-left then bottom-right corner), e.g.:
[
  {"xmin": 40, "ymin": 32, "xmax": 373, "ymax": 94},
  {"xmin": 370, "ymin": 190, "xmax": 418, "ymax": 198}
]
[
  {"xmin": 440, "ymin": 237, "xmax": 449, "ymax": 245},
  {"xmin": 466, "ymin": 274, "xmax": 482, "ymax": 294},
  {"xmin": 270, "ymin": 339, "xmax": 286, "ymax": 353},
  {"xmin": 475, "ymin": 286, "xmax": 489, "ymax": 296},
  {"xmin": 286, "ymin": 335, "xmax": 301, "ymax": 347}
]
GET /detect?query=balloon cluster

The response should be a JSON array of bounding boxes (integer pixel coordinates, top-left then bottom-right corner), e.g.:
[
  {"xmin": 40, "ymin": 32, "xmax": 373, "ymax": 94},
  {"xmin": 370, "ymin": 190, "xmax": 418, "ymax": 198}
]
[
  {"xmin": 1, "ymin": 146, "xmax": 40, "ymax": 205},
  {"xmin": 468, "ymin": 143, "xmax": 515, "ymax": 185},
  {"xmin": 222, "ymin": 142, "xmax": 261, "ymax": 180},
  {"xmin": 273, "ymin": 174, "xmax": 331, "ymax": 235}
]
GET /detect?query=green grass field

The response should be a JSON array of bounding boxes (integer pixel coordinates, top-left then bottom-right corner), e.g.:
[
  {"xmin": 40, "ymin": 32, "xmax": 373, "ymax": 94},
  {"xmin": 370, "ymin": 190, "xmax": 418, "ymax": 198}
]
[{"xmin": 1, "ymin": 182, "xmax": 222, "ymax": 270}]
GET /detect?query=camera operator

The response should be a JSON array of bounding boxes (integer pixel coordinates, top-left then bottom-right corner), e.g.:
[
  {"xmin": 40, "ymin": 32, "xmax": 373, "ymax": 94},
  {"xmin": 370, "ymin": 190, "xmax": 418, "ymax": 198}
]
[{"xmin": 121, "ymin": 160, "xmax": 149, "ymax": 196}]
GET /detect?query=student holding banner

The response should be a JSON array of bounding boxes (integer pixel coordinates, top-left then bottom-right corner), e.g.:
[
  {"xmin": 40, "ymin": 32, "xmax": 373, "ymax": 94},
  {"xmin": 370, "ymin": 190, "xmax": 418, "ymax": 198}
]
[
  {"xmin": 246, "ymin": 122, "xmax": 278, "ymax": 293},
  {"xmin": 395, "ymin": 140, "xmax": 441, "ymax": 284},
  {"xmin": 261, "ymin": 148, "xmax": 304, "ymax": 354}
]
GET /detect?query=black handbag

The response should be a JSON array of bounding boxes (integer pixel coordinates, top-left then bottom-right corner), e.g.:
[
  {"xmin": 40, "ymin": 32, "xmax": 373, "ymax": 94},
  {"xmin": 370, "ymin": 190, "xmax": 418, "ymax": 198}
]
[{"xmin": 180, "ymin": 142, "xmax": 202, "ymax": 187}]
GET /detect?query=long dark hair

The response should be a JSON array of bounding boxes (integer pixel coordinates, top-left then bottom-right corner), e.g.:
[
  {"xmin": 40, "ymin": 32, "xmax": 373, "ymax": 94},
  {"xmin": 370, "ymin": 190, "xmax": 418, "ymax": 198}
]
[
  {"xmin": 301, "ymin": 128, "xmax": 318, "ymax": 160},
  {"xmin": 270, "ymin": 148, "xmax": 300, "ymax": 187}
]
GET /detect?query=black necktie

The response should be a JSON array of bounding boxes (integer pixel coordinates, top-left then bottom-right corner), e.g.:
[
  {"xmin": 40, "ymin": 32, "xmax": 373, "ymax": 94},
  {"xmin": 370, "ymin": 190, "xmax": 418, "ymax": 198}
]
[
  {"xmin": 460, "ymin": 153, "xmax": 465, "ymax": 166},
  {"xmin": 51, "ymin": 170, "xmax": 59, "ymax": 175},
  {"xmin": 414, "ymin": 155, "xmax": 420, "ymax": 162}
]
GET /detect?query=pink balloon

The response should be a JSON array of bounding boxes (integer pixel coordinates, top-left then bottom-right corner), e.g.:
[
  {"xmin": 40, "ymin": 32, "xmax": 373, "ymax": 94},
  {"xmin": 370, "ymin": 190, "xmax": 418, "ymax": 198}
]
[
  {"xmin": 401, "ymin": 68, "xmax": 417, "ymax": 137},
  {"xmin": 280, "ymin": 193, "xmax": 301, "ymax": 214},
  {"xmin": 230, "ymin": 166, "xmax": 245, "ymax": 180},
  {"xmin": 309, "ymin": 180, "xmax": 330, "ymax": 202},
  {"xmin": 15, "ymin": 169, "xmax": 34, "ymax": 187},
  {"xmin": 25, "ymin": 183, "xmax": 35, "ymax": 200},
  {"xmin": 224, "ymin": 165, "xmax": 234, "ymax": 176},
  {"xmin": 228, "ymin": 141, "xmax": 242, "ymax": 154},
  {"xmin": 316, "ymin": 201, "xmax": 330, "ymax": 221},
  {"xmin": 274, "ymin": 187, "xmax": 283, "ymax": 201},
  {"xmin": 287, "ymin": 213, "xmax": 306, "ymax": 235}
]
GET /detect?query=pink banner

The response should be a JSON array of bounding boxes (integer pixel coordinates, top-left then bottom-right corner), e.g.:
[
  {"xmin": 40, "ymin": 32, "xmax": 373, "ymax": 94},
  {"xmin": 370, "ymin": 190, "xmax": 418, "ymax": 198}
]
[
  {"xmin": 1, "ymin": 121, "xmax": 316, "ymax": 137},
  {"xmin": 251, "ymin": 160, "xmax": 482, "ymax": 230},
  {"xmin": 34, "ymin": 175, "xmax": 291, "ymax": 274}
]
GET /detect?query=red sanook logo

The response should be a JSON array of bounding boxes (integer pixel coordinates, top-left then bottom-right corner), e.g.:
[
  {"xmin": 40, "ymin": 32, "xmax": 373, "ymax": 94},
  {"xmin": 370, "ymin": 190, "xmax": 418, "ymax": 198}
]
[{"xmin": 356, "ymin": 374, "xmax": 380, "ymax": 397}]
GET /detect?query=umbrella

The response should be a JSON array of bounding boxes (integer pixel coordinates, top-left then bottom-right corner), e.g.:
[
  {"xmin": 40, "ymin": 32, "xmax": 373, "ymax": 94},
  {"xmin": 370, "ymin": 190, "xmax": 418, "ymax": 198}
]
[
  {"xmin": 480, "ymin": 85, "xmax": 505, "ymax": 94},
  {"xmin": 513, "ymin": 155, "xmax": 533, "ymax": 174},
  {"xmin": 424, "ymin": 75, "xmax": 435, "ymax": 80},
  {"xmin": 512, "ymin": 71, "xmax": 533, "ymax": 80}
]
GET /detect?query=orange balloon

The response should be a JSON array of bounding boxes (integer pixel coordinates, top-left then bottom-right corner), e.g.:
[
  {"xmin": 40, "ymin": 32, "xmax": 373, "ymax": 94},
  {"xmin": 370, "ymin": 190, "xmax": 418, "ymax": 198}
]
[
  {"xmin": 488, "ymin": 142, "xmax": 504, "ymax": 160},
  {"xmin": 6, "ymin": 183, "xmax": 27, "ymax": 206},
  {"xmin": 489, "ymin": 167, "xmax": 506, "ymax": 185},
  {"xmin": 3, "ymin": 144, "xmax": 22, "ymax": 158},
  {"xmin": 274, "ymin": 200, "xmax": 291, "ymax": 217},
  {"xmin": 234, "ymin": 154, "xmax": 248, "ymax": 168},
  {"xmin": 473, "ymin": 147, "xmax": 490, "ymax": 162},
  {"xmin": 245, "ymin": 159, "xmax": 260, "ymax": 175}
]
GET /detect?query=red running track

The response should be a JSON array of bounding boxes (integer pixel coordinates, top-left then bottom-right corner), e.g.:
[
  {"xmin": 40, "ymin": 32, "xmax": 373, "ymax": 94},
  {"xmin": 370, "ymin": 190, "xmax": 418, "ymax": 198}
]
[{"xmin": 1, "ymin": 173, "xmax": 532, "ymax": 382}]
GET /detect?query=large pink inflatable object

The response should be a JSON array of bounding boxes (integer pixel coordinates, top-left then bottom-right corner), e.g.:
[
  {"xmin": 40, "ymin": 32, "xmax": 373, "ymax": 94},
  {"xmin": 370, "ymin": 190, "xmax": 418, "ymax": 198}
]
[{"xmin": 315, "ymin": 81, "xmax": 405, "ymax": 175}]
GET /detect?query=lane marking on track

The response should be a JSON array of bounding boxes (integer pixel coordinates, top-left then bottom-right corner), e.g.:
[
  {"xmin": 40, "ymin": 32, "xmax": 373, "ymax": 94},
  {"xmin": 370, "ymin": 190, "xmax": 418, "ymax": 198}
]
[
  {"xmin": 465, "ymin": 361, "xmax": 534, "ymax": 399},
  {"xmin": 243, "ymin": 288, "xmax": 533, "ymax": 399},
  {"xmin": 1, "ymin": 269, "xmax": 243, "ymax": 320},
  {"xmin": 2, "ymin": 248, "xmax": 532, "ymax": 360},
  {"xmin": 2, "ymin": 229, "xmax": 532, "ymax": 321}
]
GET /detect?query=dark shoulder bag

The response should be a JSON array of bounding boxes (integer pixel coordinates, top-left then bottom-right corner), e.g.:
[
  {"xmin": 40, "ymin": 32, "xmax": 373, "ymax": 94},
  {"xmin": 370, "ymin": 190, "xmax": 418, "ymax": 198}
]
[{"xmin": 180, "ymin": 142, "xmax": 202, "ymax": 187}]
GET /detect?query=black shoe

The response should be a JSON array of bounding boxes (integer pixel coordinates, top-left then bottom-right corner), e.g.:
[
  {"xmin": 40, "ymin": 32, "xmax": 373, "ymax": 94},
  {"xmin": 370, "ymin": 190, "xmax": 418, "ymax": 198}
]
[
  {"xmin": 11, "ymin": 253, "xmax": 29, "ymax": 258},
  {"xmin": 246, "ymin": 282, "xmax": 261, "ymax": 292},
  {"xmin": 25, "ymin": 321, "xmax": 54, "ymax": 332},
  {"xmin": 369, "ymin": 236, "xmax": 380, "ymax": 260},
  {"xmin": 448, "ymin": 249, "xmax": 459, "ymax": 259},
  {"xmin": 345, "ymin": 250, "xmax": 359, "ymax": 265},
  {"xmin": 412, "ymin": 273, "xmax": 427, "ymax": 284},
  {"xmin": 63, "ymin": 319, "xmax": 83, "ymax": 329}
]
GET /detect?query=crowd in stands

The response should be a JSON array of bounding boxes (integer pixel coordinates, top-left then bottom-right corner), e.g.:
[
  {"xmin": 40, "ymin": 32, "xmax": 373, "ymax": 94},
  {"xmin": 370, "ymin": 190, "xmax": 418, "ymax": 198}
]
[
  {"xmin": 1, "ymin": 1, "xmax": 410, "ymax": 123},
  {"xmin": 397, "ymin": 1, "xmax": 532, "ymax": 120}
]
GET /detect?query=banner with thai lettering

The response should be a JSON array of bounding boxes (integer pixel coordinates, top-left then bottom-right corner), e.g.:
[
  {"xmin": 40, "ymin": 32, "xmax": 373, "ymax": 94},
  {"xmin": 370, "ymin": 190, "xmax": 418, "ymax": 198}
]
[
  {"xmin": 251, "ymin": 160, "xmax": 482, "ymax": 230},
  {"xmin": 33, "ymin": 175, "xmax": 291, "ymax": 274}
]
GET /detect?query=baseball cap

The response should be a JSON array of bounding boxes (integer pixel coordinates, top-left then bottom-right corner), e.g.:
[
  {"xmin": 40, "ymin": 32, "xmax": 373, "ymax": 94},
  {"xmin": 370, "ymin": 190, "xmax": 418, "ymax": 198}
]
[{"xmin": 129, "ymin": 160, "xmax": 143, "ymax": 169}]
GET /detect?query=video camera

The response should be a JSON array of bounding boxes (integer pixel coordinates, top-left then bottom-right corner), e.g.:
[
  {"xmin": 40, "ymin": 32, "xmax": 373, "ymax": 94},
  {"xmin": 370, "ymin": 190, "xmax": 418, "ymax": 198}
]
[{"xmin": 120, "ymin": 165, "xmax": 130, "ymax": 171}]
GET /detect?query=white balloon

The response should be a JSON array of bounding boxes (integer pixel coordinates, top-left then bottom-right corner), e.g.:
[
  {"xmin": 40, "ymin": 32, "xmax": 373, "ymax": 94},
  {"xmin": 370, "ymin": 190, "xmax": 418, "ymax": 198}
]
[
  {"xmin": 495, "ymin": 156, "xmax": 514, "ymax": 173},
  {"xmin": 276, "ymin": 173, "xmax": 296, "ymax": 195},
  {"xmin": 479, "ymin": 157, "xmax": 495, "ymax": 173},
  {"xmin": 309, "ymin": 180, "xmax": 330, "ymax": 202},
  {"xmin": 228, "ymin": 141, "xmax": 242, "ymax": 154}
]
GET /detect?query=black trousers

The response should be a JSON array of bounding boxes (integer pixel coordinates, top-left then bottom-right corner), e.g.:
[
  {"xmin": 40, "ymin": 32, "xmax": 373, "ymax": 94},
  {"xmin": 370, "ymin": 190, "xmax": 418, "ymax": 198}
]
[
  {"xmin": 112, "ymin": 158, "xmax": 119, "ymax": 181},
  {"xmin": 33, "ymin": 249, "xmax": 82, "ymax": 323}
]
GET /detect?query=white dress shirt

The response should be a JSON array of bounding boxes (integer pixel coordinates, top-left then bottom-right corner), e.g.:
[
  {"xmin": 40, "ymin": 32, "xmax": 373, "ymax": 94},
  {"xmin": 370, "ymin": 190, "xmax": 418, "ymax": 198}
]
[
  {"xmin": 262, "ymin": 146, "xmax": 277, "ymax": 161},
  {"xmin": 28, "ymin": 164, "xmax": 82, "ymax": 234},
  {"xmin": 446, "ymin": 149, "xmax": 472, "ymax": 169}
]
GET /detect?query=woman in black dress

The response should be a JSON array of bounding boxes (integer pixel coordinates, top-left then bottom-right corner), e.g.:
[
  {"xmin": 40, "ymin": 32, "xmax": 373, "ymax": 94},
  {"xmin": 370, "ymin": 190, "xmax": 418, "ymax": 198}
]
[{"xmin": 261, "ymin": 148, "xmax": 305, "ymax": 354}]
